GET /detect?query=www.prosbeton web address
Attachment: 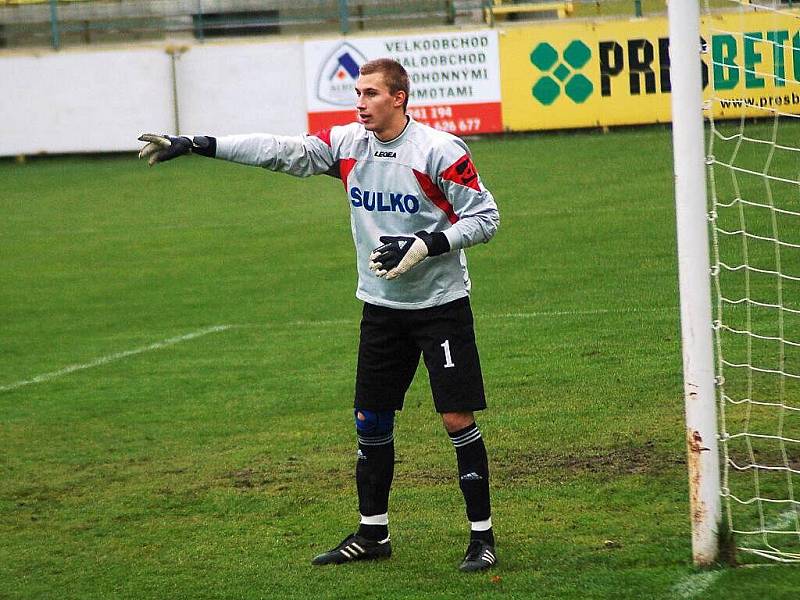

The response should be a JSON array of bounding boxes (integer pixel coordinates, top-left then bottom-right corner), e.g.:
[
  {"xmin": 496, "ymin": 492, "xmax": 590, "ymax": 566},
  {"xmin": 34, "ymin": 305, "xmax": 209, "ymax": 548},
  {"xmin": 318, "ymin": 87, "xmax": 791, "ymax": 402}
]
[{"xmin": 719, "ymin": 93, "xmax": 800, "ymax": 109}]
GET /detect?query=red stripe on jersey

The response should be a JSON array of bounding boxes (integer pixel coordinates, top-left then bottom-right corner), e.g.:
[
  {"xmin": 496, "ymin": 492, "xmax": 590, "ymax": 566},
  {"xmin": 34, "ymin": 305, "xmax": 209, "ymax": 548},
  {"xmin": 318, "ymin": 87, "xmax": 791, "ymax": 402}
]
[
  {"xmin": 339, "ymin": 158, "xmax": 357, "ymax": 191},
  {"xmin": 412, "ymin": 169, "xmax": 459, "ymax": 224},
  {"xmin": 311, "ymin": 128, "xmax": 332, "ymax": 147},
  {"xmin": 441, "ymin": 154, "xmax": 481, "ymax": 192}
]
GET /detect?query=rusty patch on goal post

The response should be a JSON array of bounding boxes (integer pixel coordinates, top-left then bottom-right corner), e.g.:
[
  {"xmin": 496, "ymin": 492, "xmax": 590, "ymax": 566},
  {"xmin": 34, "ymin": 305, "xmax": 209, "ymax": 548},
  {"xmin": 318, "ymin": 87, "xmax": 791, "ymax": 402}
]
[
  {"xmin": 686, "ymin": 429, "xmax": 709, "ymax": 530},
  {"xmin": 686, "ymin": 426, "xmax": 735, "ymax": 566}
]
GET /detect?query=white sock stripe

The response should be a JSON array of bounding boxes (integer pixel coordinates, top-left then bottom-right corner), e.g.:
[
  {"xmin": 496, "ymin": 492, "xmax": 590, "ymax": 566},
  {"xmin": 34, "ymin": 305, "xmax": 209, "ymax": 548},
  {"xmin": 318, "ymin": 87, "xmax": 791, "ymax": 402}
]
[
  {"xmin": 471, "ymin": 517, "xmax": 493, "ymax": 531},
  {"xmin": 359, "ymin": 431, "xmax": 394, "ymax": 440},
  {"xmin": 453, "ymin": 437, "xmax": 481, "ymax": 448},
  {"xmin": 360, "ymin": 513, "xmax": 389, "ymax": 526},
  {"xmin": 358, "ymin": 439, "xmax": 394, "ymax": 446},
  {"xmin": 450, "ymin": 426, "xmax": 480, "ymax": 443},
  {"xmin": 357, "ymin": 433, "xmax": 394, "ymax": 446},
  {"xmin": 452, "ymin": 431, "xmax": 482, "ymax": 448}
]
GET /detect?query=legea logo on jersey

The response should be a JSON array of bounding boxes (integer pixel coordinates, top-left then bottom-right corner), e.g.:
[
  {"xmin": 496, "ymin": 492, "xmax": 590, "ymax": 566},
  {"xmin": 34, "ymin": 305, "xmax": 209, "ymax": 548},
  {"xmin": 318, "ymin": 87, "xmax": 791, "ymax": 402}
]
[
  {"xmin": 530, "ymin": 40, "xmax": 593, "ymax": 106},
  {"xmin": 317, "ymin": 43, "xmax": 368, "ymax": 106},
  {"xmin": 350, "ymin": 187, "xmax": 420, "ymax": 214}
]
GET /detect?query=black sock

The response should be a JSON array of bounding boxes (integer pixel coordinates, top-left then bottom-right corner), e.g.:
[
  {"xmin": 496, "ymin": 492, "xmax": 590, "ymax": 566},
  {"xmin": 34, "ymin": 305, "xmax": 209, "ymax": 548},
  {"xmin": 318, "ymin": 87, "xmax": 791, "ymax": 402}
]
[
  {"xmin": 471, "ymin": 527, "xmax": 495, "ymax": 546},
  {"xmin": 449, "ymin": 422, "xmax": 493, "ymax": 546},
  {"xmin": 355, "ymin": 431, "xmax": 394, "ymax": 541},
  {"xmin": 357, "ymin": 522, "xmax": 389, "ymax": 541}
]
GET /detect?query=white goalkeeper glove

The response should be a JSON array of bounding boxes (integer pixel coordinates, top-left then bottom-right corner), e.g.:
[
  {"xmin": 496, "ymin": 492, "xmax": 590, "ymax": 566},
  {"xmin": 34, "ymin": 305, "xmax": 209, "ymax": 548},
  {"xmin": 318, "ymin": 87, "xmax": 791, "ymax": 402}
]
[{"xmin": 369, "ymin": 231, "xmax": 450, "ymax": 280}]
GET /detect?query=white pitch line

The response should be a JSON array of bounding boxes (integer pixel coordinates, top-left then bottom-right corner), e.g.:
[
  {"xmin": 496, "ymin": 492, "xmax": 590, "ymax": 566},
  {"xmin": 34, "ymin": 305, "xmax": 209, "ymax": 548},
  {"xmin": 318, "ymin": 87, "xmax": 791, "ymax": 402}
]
[
  {"xmin": 0, "ymin": 325, "xmax": 231, "ymax": 394},
  {"xmin": 739, "ymin": 510, "xmax": 799, "ymax": 548},
  {"xmin": 1, "ymin": 306, "xmax": 673, "ymax": 393},
  {"xmin": 671, "ymin": 571, "xmax": 722, "ymax": 599},
  {"xmin": 513, "ymin": 204, "xmax": 671, "ymax": 218},
  {"xmin": 671, "ymin": 509, "xmax": 799, "ymax": 597},
  {"xmin": 486, "ymin": 306, "xmax": 673, "ymax": 319},
  {"xmin": 234, "ymin": 306, "xmax": 676, "ymax": 330}
]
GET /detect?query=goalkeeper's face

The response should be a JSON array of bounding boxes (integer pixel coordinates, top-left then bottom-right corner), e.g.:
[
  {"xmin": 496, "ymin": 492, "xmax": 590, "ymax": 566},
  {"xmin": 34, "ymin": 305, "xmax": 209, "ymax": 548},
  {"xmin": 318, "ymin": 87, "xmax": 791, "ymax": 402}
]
[{"xmin": 355, "ymin": 72, "xmax": 406, "ymax": 136}]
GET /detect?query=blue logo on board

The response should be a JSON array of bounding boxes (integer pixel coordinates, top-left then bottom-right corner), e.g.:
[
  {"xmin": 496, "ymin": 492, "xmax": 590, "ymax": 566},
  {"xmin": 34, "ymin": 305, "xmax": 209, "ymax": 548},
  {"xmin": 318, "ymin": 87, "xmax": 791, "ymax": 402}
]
[{"xmin": 316, "ymin": 43, "xmax": 369, "ymax": 106}]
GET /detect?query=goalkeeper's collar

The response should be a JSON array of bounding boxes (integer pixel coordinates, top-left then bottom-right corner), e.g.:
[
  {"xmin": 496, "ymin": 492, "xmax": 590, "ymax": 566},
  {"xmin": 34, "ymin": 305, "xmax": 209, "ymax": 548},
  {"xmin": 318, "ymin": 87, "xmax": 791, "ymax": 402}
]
[{"xmin": 373, "ymin": 116, "xmax": 412, "ymax": 146}]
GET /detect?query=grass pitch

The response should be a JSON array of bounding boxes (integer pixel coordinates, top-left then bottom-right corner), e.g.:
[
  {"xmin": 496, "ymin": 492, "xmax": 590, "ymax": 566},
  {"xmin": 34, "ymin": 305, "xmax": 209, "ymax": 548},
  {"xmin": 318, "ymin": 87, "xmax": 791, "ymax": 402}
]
[{"xmin": 2, "ymin": 126, "xmax": 800, "ymax": 598}]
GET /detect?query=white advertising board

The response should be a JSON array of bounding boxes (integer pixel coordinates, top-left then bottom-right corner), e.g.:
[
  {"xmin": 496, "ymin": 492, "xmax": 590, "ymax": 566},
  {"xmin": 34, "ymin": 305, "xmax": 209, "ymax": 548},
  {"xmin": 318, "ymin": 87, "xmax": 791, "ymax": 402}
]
[{"xmin": 303, "ymin": 30, "xmax": 502, "ymax": 135}]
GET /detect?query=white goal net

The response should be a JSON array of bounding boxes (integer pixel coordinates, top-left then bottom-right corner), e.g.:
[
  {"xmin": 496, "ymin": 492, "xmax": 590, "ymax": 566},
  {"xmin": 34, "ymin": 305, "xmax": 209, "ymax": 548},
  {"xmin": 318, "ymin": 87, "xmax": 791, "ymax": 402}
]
[{"xmin": 704, "ymin": 0, "xmax": 800, "ymax": 563}]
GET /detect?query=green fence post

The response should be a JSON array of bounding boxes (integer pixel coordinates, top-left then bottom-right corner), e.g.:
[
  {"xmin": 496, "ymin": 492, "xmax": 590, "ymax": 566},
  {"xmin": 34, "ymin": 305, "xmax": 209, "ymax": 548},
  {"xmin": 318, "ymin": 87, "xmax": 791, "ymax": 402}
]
[
  {"xmin": 196, "ymin": 0, "xmax": 205, "ymax": 42},
  {"xmin": 338, "ymin": 0, "xmax": 349, "ymax": 34},
  {"xmin": 634, "ymin": 0, "xmax": 642, "ymax": 17},
  {"xmin": 49, "ymin": 0, "xmax": 60, "ymax": 50}
]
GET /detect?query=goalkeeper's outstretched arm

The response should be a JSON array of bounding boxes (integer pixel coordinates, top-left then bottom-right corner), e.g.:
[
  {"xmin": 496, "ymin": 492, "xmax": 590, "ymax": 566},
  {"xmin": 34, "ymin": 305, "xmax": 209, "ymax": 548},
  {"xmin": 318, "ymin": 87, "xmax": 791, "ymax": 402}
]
[{"xmin": 137, "ymin": 132, "xmax": 336, "ymax": 178}]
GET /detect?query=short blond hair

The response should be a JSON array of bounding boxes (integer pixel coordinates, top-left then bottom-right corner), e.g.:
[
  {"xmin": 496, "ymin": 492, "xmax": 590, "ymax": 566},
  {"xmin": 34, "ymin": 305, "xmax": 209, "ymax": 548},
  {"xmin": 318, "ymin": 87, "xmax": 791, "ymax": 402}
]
[{"xmin": 360, "ymin": 58, "xmax": 410, "ymax": 111}]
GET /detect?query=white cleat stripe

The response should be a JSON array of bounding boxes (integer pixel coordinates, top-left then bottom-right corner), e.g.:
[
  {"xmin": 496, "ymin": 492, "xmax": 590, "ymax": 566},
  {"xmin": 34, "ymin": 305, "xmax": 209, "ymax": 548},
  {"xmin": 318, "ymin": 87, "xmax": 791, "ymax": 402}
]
[
  {"xmin": 352, "ymin": 543, "xmax": 365, "ymax": 553},
  {"xmin": 340, "ymin": 548, "xmax": 354, "ymax": 558}
]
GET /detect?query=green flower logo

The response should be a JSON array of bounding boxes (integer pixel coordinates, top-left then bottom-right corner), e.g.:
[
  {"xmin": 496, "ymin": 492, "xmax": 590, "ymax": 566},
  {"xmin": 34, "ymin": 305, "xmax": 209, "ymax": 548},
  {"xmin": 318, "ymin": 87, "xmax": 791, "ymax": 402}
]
[{"xmin": 530, "ymin": 40, "xmax": 593, "ymax": 105}]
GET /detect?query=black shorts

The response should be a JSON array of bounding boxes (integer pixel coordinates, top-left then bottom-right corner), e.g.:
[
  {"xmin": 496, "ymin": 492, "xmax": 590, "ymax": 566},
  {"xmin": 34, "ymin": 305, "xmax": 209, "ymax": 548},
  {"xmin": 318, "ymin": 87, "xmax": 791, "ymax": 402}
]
[{"xmin": 354, "ymin": 296, "xmax": 486, "ymax": 414}]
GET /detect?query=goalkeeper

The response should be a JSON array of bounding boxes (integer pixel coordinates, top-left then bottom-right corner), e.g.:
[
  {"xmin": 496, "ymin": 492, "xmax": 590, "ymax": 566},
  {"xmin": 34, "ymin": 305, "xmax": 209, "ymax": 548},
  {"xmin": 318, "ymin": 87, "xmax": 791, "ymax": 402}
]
[{"xmin": 138, "ymin": 58, "xmax": 499, "ymax": 572}]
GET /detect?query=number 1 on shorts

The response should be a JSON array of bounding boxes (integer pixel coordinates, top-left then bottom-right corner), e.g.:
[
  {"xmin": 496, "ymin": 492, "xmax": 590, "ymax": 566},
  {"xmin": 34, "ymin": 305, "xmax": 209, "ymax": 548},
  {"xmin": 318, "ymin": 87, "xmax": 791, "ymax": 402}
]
[{"xmin": 441, "ymin": 339, "xmax": 455, "ymax": 368}]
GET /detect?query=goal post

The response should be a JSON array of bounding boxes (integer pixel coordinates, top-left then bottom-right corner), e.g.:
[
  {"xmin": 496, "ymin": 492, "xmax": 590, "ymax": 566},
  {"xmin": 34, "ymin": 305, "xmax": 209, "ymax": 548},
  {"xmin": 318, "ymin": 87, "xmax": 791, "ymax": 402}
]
[{"xmin": 668, "ymin": 0, "xmax": 722, "ymax": 567}]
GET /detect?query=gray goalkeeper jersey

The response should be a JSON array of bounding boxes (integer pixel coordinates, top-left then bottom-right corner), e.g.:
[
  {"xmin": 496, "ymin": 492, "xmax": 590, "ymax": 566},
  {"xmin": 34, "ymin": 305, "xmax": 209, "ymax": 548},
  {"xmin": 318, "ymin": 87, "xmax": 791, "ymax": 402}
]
[{"xmin": 215, "ymin": 117, "xmax": 499, "ymax": 310}]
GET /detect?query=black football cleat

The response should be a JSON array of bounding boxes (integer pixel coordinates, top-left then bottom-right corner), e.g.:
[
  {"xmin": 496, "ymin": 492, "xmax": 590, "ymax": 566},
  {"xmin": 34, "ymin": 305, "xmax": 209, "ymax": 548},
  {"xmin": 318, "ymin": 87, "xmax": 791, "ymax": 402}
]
[
  {"xmin": 459, "ymin": 539, "xmax": 497, "ymax": 572},
  {"xmin": 311, "ymin": 533, "xmax": 392, "ymax": 566}
]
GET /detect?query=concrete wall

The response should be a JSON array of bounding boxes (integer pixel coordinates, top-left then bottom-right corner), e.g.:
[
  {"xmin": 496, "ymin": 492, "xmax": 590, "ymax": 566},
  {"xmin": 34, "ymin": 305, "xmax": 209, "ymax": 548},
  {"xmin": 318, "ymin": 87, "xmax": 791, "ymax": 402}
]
[
  {"xmin": 175, "ymin": 40, "xmax": 306, "ymax": 137},
  {"xmin": 0, "ymin": 39, "xmax": 308, "ymax": 157}
]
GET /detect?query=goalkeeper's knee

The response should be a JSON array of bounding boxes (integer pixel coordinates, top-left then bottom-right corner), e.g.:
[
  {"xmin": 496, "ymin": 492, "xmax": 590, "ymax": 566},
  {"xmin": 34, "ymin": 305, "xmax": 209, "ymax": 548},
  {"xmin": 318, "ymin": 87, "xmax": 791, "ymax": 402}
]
[{"xmin": 355, "ymin": 408, "xmax": 395, "ymax": 443}]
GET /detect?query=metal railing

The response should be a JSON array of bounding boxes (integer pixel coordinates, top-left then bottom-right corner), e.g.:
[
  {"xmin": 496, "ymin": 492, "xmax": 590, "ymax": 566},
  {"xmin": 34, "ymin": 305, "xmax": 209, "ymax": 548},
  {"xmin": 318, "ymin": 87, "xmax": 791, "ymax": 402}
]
[{"xmin": 0, "ymin": 0, "xmax": 669, "ymax": 50}]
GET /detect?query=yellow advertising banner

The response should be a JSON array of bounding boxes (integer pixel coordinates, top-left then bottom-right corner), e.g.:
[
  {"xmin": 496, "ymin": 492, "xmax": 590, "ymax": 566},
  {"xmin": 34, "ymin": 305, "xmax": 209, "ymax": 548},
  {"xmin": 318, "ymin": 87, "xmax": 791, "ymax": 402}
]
[{"xmin": 500, "ymin": 11, "xmax": 800, "ymax": 131}]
